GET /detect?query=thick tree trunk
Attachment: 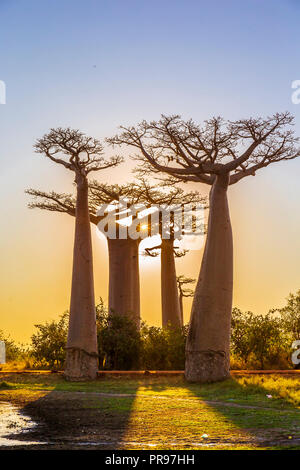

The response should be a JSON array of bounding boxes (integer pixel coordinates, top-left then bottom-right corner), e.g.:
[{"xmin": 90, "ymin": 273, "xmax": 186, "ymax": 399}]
[
  {"xmin": 185, "ymin": 173, "xmax": 233, "ymax": 383},
  {"xmin": 107, "ymin": 238, "xmax": 140, "ymax": 328},
  {"xmin": 64, "ymin": 175, "xmax": 98, "ymax": 380},
  {"xmin": 161, "ymin": 239, "xmax": 182, "ymax": 328}
]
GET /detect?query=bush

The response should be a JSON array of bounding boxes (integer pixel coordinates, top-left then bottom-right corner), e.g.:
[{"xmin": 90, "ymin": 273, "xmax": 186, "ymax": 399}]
[
  {"xmin": 231, "ymin": 308, "xmax": 255, "ymax": 365},
  {"xmin": 249, "ymin": 312, "xmax": 286, "ymax": 369},
  {"xmin": 96, "ymin": 301, "xmax": 141, "ymax": 370},
  {"xmin": 140, "ymin": 323, "xmax": 187, "ymax": 370},
  {"xmin": 30, "ymin": 312, "xmax": 68, "ymax": 369},
  {"xmin": 274, "ymin": 290, "xmax": 300, "ymax": 341},
  {"xmin": 28, "ymin": 299, "xmax": 188, "ymax": 371},
  {"xmin": 21, "ymin": 292, "xmax": 300, "ymax": 371},
  {"xmin": 0, "ymin": 330, "xmax": 24, "ymax": 362},
  {"xmin": 231, "ymin": 308, "xmax": 289, "ymax": 369}
]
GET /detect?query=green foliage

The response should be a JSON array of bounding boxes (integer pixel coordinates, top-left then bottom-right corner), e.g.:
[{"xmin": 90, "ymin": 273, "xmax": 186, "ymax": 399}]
[
  {"xmin": 10, "ymin": 289, "xmax": 300, "ymax": 371},
  {"xmin": 0, "ymin": 381, "xmax": 14, "ymax": 390},
  {"xmin": 273, "ymin": 290, "xmax": 300, "ymax": 341},
  {"xmin": 231, "ymin": 308, "xmax": 255, "ymax": 364},
  {"xmin": 248, "ymin": 312, "xmax": 286, "ymax": 369},
  {"xmin": 96, "ymin": 301, "xmax": 187, "ymax": 370},
  {"xmin": 96, "ymin": 301, "xmax": 141, "ymax": 370},
  {"xmin": 0, "ymin": 330, "xmax": 24, "ymax": 361},
  {"xmin": 30, "ymin": 313, "xmax": 68, "ymax": 369},
  {"xmin": 140, "ymin": 323, "xmax": 187, "ymax": 370},
  {"xmin": 231, "ymin": 308, "xmax": 289, "ymax": 369},
  {"xmin": 27, "ymin": 300, "xmax": 187, "ymax": 370}
]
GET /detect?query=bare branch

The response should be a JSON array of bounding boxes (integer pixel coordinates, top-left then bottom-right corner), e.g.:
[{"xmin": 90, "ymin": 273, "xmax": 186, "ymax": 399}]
[
  {"xmin": 177, "ymin": 275, "xmax": 196, "ymax": 297},
  {"xmin": 35, "ymin": 127, "xmax": 122, "ymax": 176},
  {"xmin": 108, "ymin": 113, "xmax": 300, "ymax": 185}
]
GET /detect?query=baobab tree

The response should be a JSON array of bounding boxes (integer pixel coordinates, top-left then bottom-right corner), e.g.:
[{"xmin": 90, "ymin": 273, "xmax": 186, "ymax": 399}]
[
  {"xmin": 144, "ymin": 243, "xmax": 186, "ymax": 329},
  {"xmin": 34, "ymin": 128, "xmax": 121, "ymax": 380},
  {"xmin": 139, "ymin": 180, "xmax": 206, "ymax": 328},
  {"xmin": 26, "ymin": 181, "xmax": 146, "ymax": 329},
  {"xmin": 176, "ymin": 275, "xmax": 195, "ymax": 325},
  {"xmin": 109, "ymin": 112, "xmax": 300, "ymax": 382},
  {"xmin": 90, "ymin": 181, "xmax": 145, "ymax": 327}
]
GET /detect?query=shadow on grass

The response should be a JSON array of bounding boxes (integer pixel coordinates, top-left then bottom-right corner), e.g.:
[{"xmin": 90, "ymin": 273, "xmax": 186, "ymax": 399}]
[
  {"xmin": 0, "ymin": 373, "xmax": 139, "ymax": 449},
  {"xmin": 140, "ymin": 375, "xmax": 300, "ymax": 448},
  {"xmin": 1, "ymin": 372, "xmax": 299, "ymax": 449}
]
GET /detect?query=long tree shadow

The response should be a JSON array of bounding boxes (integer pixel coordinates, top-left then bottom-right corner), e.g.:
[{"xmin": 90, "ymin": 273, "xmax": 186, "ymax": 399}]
[
  {"xmin": 0, "ymin": 373, "xmax": 139, "ymax": 449},
  {"xmin": 129, "ymin": 374, "xmax": 300, "ymax": 449},
  {"xmin": 1, "ymin": 372, "xmax": 299, "ymax": 449},
  {"xmin": 186, "ymin": 377, "xmax": 300, "ymax": 448}
]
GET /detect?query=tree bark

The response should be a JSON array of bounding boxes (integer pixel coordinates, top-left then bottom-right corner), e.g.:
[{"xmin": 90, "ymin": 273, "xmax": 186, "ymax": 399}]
[
  {"xmin": 64, "ymin": 174, "xmax": 98, "ymax": 380},
  {"xmin": 107, "ymin": 238, "xmax": 141, "ymax": 328},
  {"xmin": 161, "ymin": 238, "xmax": 182, "ymax": 328},
  {"xmin": 185, "ymin": 173, "xmax": 233, "ymax": 383}
]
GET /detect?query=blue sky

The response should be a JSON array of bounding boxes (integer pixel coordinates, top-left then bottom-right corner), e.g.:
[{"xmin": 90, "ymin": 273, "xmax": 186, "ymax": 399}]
[
  {"xmin": 1, "ymin": 0, "xmax": 300, "ymax": 339},
  {"xmin": 1, "ymin": 0, "xmax": 300, "ymax": 190},
  {"xmin": 1, "ymin": 0, "xmax": 300, "ymax": 133}
]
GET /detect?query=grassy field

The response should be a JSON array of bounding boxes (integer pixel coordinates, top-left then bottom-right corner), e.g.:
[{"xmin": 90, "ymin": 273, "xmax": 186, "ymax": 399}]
[{"xmin": 0, "ymin": 372, "xmax": 299, "ymax": 450}]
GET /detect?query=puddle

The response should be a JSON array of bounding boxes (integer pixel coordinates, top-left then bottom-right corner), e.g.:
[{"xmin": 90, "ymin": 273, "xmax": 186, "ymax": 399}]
[{"xmin": 0, "ymin": 401, "xmax": 46, "ymax": 447}]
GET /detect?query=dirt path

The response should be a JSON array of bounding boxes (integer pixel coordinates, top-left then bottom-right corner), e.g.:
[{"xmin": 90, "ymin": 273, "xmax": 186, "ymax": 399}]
[
  {"xmin": 0, "ymin": 390, "xmax": 299, "ymax": 450},
  {"xmin": 39, "ymin": 389, "xmax": 300, "ymax": 413}
]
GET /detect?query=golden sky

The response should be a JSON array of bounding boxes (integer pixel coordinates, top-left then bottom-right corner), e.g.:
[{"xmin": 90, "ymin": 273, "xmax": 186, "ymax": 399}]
[
  {"xmin": 1, "ymin": 156, "xmax": 300, "ymax": 344},
  {"xmin": 1, "ymin": 0, "xmax": 300, "ymax": 343}
]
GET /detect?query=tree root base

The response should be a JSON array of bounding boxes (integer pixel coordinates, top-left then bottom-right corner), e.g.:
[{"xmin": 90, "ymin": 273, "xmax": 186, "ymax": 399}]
[
  {"xmin": 64, "ymin": 348, "xmax": 98, "ymax": 381},
  {"xmin": 185, "ymin": 350, "xmax": 230, "ymax": 383}
]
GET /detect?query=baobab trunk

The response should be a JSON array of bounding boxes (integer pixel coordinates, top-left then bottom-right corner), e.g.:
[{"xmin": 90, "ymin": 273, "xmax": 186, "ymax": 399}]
[
  {"xmin": 161, "ymin": 238, "xmax": 182, "ymax": 328},
  {"xmin": 64, "ymin": 175, "xmax": 98, "ymax": 380},
  {"xmin": 107, "ymin": 238, "xmax": 140, "ymax": 328},
  {"xmin": 185, "ymin": 173, "xmax": 233, "ymax": 382}
]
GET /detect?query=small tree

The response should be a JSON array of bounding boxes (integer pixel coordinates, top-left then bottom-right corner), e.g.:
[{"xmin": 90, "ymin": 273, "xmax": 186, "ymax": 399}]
[
  {"xmin": 31, "ymin": 313, "xmax": 69, "ymax": 369},
  {"xmin": 249, "ymin": 313, "xmax": 284, "ymax": 369},
  {"xmin": 176, "ymin": 275, "xmax": 195, "ymax": 325},
  {"xmin": 275, "ymin": 290, "xmax": 300, "ymax": 341},
  {"xmin": 231, "ymin": 308, "xmax": 256, "ymax": 365},
  {"xmin": 140, "ymin": 323, "xmax": 187, "ymax": 370},
  {"xmin": 98, "ymin": 314, "xmax": 141, "ymax": 370},
  {"xmin": 231, "ymin": 308, "xmax": 287, "ymax": 369},
  {"xmin": 0, "ymin": 330, "xmax": 23, "ymax": 362}
]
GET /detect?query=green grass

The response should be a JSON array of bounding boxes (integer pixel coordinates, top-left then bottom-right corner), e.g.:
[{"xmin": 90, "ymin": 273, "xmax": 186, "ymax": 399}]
[
  {"xmin": 0, "ymin": 373, "xmax": 299, "ymax": 450},
  {"xmin": 0, "ymin": 381, "xmax": 14, "ymax": 390},
  {"xmin": 1, "ymin": 373, "xmax": 299, "ymax": 405}
]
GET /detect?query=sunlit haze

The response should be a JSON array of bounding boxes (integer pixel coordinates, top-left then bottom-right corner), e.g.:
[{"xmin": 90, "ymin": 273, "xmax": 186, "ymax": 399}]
[{"xmin": 1, "ymin": 0, "xmax": 300, "ymax": 342}]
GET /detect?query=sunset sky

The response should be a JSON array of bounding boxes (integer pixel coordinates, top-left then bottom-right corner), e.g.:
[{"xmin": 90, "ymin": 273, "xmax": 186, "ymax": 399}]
[{"xmin": 1, "ymin": 0, "xmax": 300, "ymax": 342}]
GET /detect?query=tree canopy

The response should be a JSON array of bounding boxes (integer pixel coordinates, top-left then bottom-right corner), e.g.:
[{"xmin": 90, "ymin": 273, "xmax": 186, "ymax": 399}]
[{"xmin": 108, "ymin": 112, "xmax": 300, "ymax": 185}]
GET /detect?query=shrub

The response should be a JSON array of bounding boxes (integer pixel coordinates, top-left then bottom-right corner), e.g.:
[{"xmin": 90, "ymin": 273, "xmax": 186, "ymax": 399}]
[
  {"xmin": 30, "ymin": 312, "xmax": 68, "ymax": 369},
  {"xmin": 231, "ymin": 308, "xmax": 289, "ymax": 369},
  {"xmin": 274, "ymin": 290, "xmax": 300, "ymax": 341},
  {"xmin": 24, "ymin": 293, "xmax": 300, "ymax": 371},
  {"xmin": 0, "ymin": 330, "xmax": 24, "ymax": 361},
  {"xmin": 28, "ymin": 299, "xmax": 188, "ymax": 371},
  {"xmin": 231, "ymin": 308, "xmax": 255, "ymax": 365},
  {"xmin": 97, "ymin": 302, "xmax": 141, "ymax": 370},
  {"xmin": 140, "ymin": 323, "xmax": 187, "ymax": 370}
]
